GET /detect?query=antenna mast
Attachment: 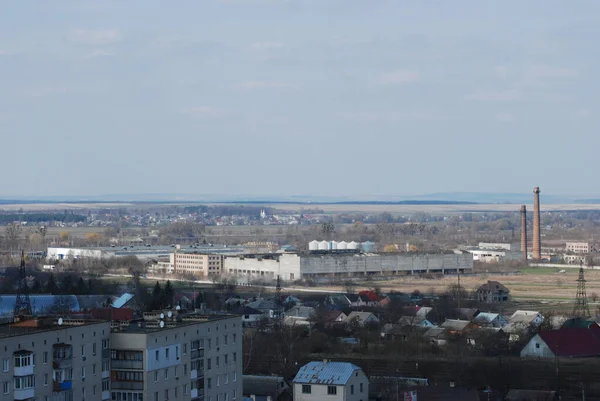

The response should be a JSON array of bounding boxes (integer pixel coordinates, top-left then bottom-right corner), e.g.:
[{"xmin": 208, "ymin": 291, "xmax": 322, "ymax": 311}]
[
  {"xmin": 572, "ymin": 265, "xmax": 591, "ymax": 318},
  {"xmin": 14, "ymin": 250, "xmax": 33, "ymax": 318}
]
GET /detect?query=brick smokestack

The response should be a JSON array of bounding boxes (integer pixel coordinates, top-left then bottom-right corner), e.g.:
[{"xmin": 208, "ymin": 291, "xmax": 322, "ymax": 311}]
[
  {"xmin": 532, "ymin": 187, "xmax": 541, "ymax": 260},
  {"xmin": 520, "ymin": 205, "xmax": 528, "ymax": 261}
]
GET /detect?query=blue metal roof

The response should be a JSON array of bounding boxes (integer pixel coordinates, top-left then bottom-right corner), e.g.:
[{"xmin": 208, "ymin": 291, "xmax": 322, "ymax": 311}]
[
  {"xmin": 112, "ymin": 293, "xmax": 134, "ymax": 308},
  {"xmin": 293, "ymin": 361, "xmax": 362, "ymax": 385},
  {"xmin": 0, "ymin": 295, "xmax": 80, "ymax": 317}
]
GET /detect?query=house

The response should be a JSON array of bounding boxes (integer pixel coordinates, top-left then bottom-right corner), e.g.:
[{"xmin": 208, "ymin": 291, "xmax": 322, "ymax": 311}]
[
  {"xmin": 325, "ymin": 294, "xmax": 352, "ymax": 310},
  {"xmin": 424, "ymin": 327, "xmax": 447, "ymax": 346},
  {"xmin": 505, "ymin": 389, "xmax": 558, "ymax": 401},
  {"xmin": 476, "ymin": 281, "xmax": 510, "ymax": 303},
  {"xmin": 379, "ymin": 292, "xmax": 414, "ymax": 307},
  {"xmin": 346, "ymin": 311, "xmax": 380, "ymax": 327},
  {"xmin": 224, "ymin": 296, "xmax": 247, "ymax": 308},
  {"xmin": 233, "ymin": 306, "xmax": 265, "ymax": 327},
  {"xmin": 397, "ymin": 316, "xmax": 436, "ymax": 328},
  {"xmin": 322, "ymin": 310, "xmax": 348, "ymax": 328},
  {"xmin": 283, "ymin": 295, "xmax": 301, "ymax": 306},
  {"xmin": 247, "ymin": 299, "xmax": 279, "ymax": 319},
  {"xmin": 284, "ymin": 306, "xmax": 316, "ymax": 327},
  {"xmin": 454, "ymin": 308, "xmax": 480, "ymax": 320},
  {"xmin": 440, "ymin": 319, "xmax": 473, "ymax": 333},
  {"xmin": 510, "ymin": 310, "xmax": 544, "ymax": 326},
  {"xmin": 243, "ymin": 375, "xmax": 292, "ymax": 401},
  {"xmin": 561, "ymin": 317, "xmax": 599, "ymax": 329},
  {"xmin": 355, "ymin": 290, "xmax": 383, "ymax": 307},
  {"xmin": 473, "ymin": 312, "xmax": 508, "ymax": 328},
  {"xmin": 521, "ymin": 328, "xmax": 600, "ymax": 358},
  {"xmin": 293, "ymin": 360, "xmax": 368, "ymax": 401}
]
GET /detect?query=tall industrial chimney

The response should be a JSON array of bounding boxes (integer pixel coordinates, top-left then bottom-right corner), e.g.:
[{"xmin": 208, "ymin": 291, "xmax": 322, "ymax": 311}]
[
  {"xmin": 532, "ymin": 187, "xmax": 541, "ymax": 260},
  {"xmin": 520, "ymin": 205, "xmax": 528, "ymax": 261}
]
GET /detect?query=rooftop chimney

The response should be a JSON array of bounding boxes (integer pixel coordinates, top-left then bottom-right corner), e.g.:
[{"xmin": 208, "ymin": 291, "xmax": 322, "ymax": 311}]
[
  {"xmin": 532, "ymin": 187, "xmax": 541, "ymax": 260},
  {"xmin": 520, "ymin": 205, "xmax": 528, "ymax": 261}
]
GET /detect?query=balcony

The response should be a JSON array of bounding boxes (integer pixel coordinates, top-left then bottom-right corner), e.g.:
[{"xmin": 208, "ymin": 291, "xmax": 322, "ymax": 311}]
[
  {"xmin": 53, "ymin": 380, "xmax": 73, "ymax": 392},
  {"xmin": 111, "ymin": 381, "xmax": 144, "ymax": 391},
  {"xmin": 102, "ymin": 370, "xmax": 110, "ymax": 379},
  {"xmin": 14, "ymin": 388, "xmax": 35, "ymax": 400},
  {"xmin": 102, "ymin": 348, "xmax": 110, "ymax": 359},
  {"xmin": 191, "ymin": 369, "xmax": 197, "ymax": 379},
  {"xmin": 53, "ymin": 359, "xmax": 73, "ymax": 369},
  {"xmin": 14, "ymin": 365, "xmax": 34, "ymax": 377},
  {"xmin": 190, "ymin": 349, "xmax": 204, "ymax": 360},
  {"xmin": 102, "ymin": 390, "xmax": 111, "ymax": 400},
  {"xmin": 111, "ymin": 360, "xmax": 143, "ymax": 370}
]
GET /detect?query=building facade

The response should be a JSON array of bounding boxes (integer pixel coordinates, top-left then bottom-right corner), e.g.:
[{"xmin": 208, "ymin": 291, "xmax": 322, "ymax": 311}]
[
  {"xmin": 566, "ymin": 242, "xmax": 593, "ymax": 254},
  {"xmin": 110, "ymin": 314, "xmax": 242, "ymax": 401},
  {"xmin": 171, "ymin": 253, "xmax": 225, "ymax": 277},
  {"xmin": 0, "ymin": 318, "xmax": 111, "ymax": 401},
  {"xmin": 293, "ymin": 360, "xmax": 368, "ymax": 401}
]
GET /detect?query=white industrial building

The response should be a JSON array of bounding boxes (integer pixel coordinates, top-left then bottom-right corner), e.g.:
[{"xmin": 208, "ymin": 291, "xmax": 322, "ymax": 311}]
[
  {"xmin": 225, "ymin": 251, "xmax": 473, "ymax": 281},
  {"xmin": 47, "ymin": 245, "xmax": 244, "ymax": 261},
  {"xmin": 565, "ymin": 242, "xmax": 593, "ymax": 254},
  {"xmin": 308, "ymin": 241, "xmax": 374, "ymax": 252}
]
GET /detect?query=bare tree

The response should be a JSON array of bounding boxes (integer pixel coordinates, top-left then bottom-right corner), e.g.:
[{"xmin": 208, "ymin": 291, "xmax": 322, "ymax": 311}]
[{"xmin": 5, "ymin": 222, "xmax": 22, "ymax": 247}]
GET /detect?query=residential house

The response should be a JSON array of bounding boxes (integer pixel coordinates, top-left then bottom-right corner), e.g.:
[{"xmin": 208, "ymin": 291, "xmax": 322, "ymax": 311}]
[
  {"xmin": 322, "ymin": 310, "xmax": 348, "ymax": 328},
  {"xmin": 346, "ymin": 312, "xmax": 380, "ymax": 328},
  {"xmin": 243, "ymin": 375, "xmax": 292, "ymax": 401},
  {"xmin": 293, "ymin": 360, "xmax": 368, "ymax": 401},
  {"xmin": 284, "ymin": 306, "xmax": 316, "ymax": 327},
  {"xmin": 325, "ymin": 294, "xmax": 352, "ymax": 310},
  {"xmin": 476, "ymin": 281, "xmax": 510, "ymax": 303},
  {"xmin": 397, "ymin": 316, "xmax": 436, "ymax": 328},
  {"xmin": 505, "ymin": 389, "xmax": 558, "ymax": 401},
  {"xmin": 454, "ymin": 308, "xmax": 480, "ymax": 321},
  {"xmin": 225, "ymin": 297, "xmax": 247, "ymax": 309},
  {"xmin": 440, "ymin": 319, "xmax": 474, "ymax": 333},
  {"xmin": 473, "ymin": 312, "xmax": 508, "ymax": 328},
  {"xmin": 521, "ymin": 328, "xmax": 600, "ymax": 358},
  {"xmin": 283, "ymin": 295, "xmax": 301, "ymax": 306},
  {"xmin": 355, "ymin": 290, "xmax": 383, "ymax": 307},
  {"xmin": 424, "ymin": 327, "xmax": 447, "ymax": 346},
  {"xmin": 510, "ymin": 310, "xmax": 544, "ymax": 326},
  {"xmin": 233, "ymin": 306, "xmax": 265, "ymax": 327},
  {"xmin": 561, "ymin": 318, "xmax": 599, "ymax": 329},
  {"xmin": 247, "ymin": 299, "xmax": 279, "ymax": 319},
  {"xmin": 379, "ymin": 292, "xmax": 414, "ymax": 308}
]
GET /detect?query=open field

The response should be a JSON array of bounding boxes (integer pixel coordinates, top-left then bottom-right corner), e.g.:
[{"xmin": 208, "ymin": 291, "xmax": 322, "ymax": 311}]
[{"xmin": 2, "ymin": 202, "xmax": 600, "ymax": 214}]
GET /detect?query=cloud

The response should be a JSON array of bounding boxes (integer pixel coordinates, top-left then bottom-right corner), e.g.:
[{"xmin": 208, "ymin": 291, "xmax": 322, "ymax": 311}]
[
  {"xmin": 345, "ymin": 110, "xmax": 438, "ymax": 122},
  {"xmin": 240, "ymin": 81, "xmax": 288, "ymax": 89},
  {"xmin": 380, "ymin": 70, "xmax": 420, "ymax": 84},
  {"xmin": 0, "ymin": 50, "xmax": 11, "ymax": 56},
  {"xmin": 183, "ymin": 106, "xmax": 225, "ymax": 118},
  {"xmin": 527, "ymin": 65, "xmax": 578, "ymax": 79},
  {"xmin": 495, "ymin": 112, "xmax": 515, "ymax": 122},
  {"xmin": 66, "ymin": 29, "xmax": 121, "ymax": 46},
  {"xmin": 250, "ymin": 42, "xmax": 283, "ymax": 50},
  {"xmin": 85, "ymin": 50, "xmax": 115, "ymax": 59},
  {"xmin": 464, "ymin": 89, "xmax": 521, "ymax": 102}
]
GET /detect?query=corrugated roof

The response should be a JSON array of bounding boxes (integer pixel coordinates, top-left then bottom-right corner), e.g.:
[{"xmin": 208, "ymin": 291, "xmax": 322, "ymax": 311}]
[
  {"xmin": 112, "ymin": 293, "xmax": 134, "ymax": 308},
  {"xmin": 293, "ymin": 361, "xmax": 362, "ymax": 385}
]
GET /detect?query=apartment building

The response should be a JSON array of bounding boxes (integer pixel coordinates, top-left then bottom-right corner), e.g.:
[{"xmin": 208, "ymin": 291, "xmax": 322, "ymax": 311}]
[
  {"xmin": 110, "ymin": 312, "xmax": 242, "ymax": 401},
  {"xmin": 566, "ymin": 242, "xmax": 594, "ymax": 254},
  {"xmin": 171, "ymin": 253, "xmax": 225, "ymax": 277},
  {"xmin": 0, "ymin": 317, "xmax": 111, "ymax": 401}
]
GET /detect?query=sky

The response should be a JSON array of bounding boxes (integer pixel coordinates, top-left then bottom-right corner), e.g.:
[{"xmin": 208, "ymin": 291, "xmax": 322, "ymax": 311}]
[{"xmin": 1, "ymin": 0, "xmax": 599, "ymax": 200}]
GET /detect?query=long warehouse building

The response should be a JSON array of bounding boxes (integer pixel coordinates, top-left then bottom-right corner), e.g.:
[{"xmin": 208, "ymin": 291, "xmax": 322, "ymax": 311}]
[{"xmin": 224, "ymin": 251, "xmax": 473, "ymax": 281}]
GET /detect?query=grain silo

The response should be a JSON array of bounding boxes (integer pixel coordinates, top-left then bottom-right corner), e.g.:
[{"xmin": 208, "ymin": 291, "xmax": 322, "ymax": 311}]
[
  {"xmin": 348, "ymin": 241, "xmax": 359, "ymax": 250},
  {"xmin": 309, "ymin": 240, "xmax": 319, "ymax": 251},
  {"xmin": 337, "ymin": 241, "xmax": 348, "ymax": 250},
  {"xmin": 318, "ymin": 240, "xmax": 329, "ymax": 250}
]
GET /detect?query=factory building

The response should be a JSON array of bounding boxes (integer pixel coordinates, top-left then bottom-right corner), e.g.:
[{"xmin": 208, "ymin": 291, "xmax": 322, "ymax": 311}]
[{"xmin": 224, "ymin": 251, "xmax": 473, "ymax": 281}]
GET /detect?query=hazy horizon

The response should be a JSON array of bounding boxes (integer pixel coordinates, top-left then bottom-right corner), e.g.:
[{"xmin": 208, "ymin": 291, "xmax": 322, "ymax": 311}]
[{"xmin": 2, "ymin": 1, "xmax": 599, "ymax": 197}]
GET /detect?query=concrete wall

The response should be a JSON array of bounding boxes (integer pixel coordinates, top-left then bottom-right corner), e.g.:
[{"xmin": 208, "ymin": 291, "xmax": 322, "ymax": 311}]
[
  {"xmin": 299, "ymin": 253, "xmax": 473, "ymax": 277},
  {"xmin": 224, "ymin": 254, "xmax": 301, "ymax": 281}
]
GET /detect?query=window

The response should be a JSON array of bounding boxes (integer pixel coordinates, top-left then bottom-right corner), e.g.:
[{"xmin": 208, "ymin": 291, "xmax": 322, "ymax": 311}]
[
  {"xmin": 360, "ymin": 382, "xmax": 364, "ymax": 392},
  {"xmin": 155, "ymin": 350, "xmax": 159, "ymax": 361},
  {"xmin": 81, "ymin": 345, "xmax": 85, "ymax": 356},
  {"xmin": 93, "ymin": 385, "xmax": 96, "ymax": 396},
  {"xmin": 233, "ymin": 352, "xmax": 236, "ymax": 363},
  {"xmin": 233, "ymin": 390, "xmax": 236, "ymax": 400},
  {"xmin": 224, "ymin": 354, "xmax": 228, "ymax": 365},
  {"xmin": 175, "ymin": 386, "xmax": 178, "ymax": 398},
  {"xmin": 14, "ymin": 353, "xmax": 33, "ymax": 368},
  {"xmin": 82, "ymin": 387, "xmax": 85, "ymax": 399},
  {"xmin": 183, "ymin": 344, "xmax": 187, "ymax": 355},
  {"xmin": 2, "ymin": 381, "xmax": 8, "ymax": 394},
  {"xmin": 14, "ymin": 375, "xmax": 35, "ymax": 390},
  {"xmin": 208, "ymin": 378, "xmax": 212, "ymax": 389},
  {"xmin": 44, "ymin": 373, "xmax": 48, "ymax": 386},
  {"xmin": 154, "ymin": 371, "xmax": 158, "ymax": 382},
  {"xmin": 102, "ymin": 361, "xmax": 109, "ymax": 372},
  {"xmin": 302, "ymin": 385, "xmax": 311, "ymax": 394},
  {"xmin": 184, "ymin": 364, "xmax": 187, "ymax": 375},
  {"xmin": 536, "ymin": 343, "xmax": 540, "ymax": 349},
  {"xmin": 217, "ymin": 375, "xmax": 220, "ymax": 387},
  {"xmin": 184, "ymin": 384, "xmax": 188, "ymax": 395},
  {"xmin": 328, "ymin": 386, "xmax": 337, "ymax": 395},
  {"xmin": 216, "ymin": 337, "xmax": 219, "ymax": 347},
  {"xmin": 102, "ymin": 379, "xmax": 110, "ymax": 391},
  {"xmin": 224, "ymin": 374, "xmax": 228, "ymax": 384},
  {"xmin": 176, "ymin": 346, "xmax": 179, "ymax": 359},
  {"xmin": 102, "ymin": 339, "xmax": 109, "ymax": 349},
  {"xmin": 208, "ymin": 339, "xmax": 211, "ymax": 349},
  {"xmin": 81, "ymin": 366, "xmax": 86, "ymax": 378},
  {"xmin": 350, "ymin": 384, "xmax": 354, "ymax": 395},
  {"xmin": 207, "ymin": 358, "xmax": 211, "ymax": 370},
  {"xmin": 165, "ymin": 368, "xmax": 168, "ymax": 380},
  {"xmin": 216, "ymin": 356, "xmax": 219, "ymax": 367},
  {"xmin": 93, "ymin": 343, "xmax": 97, "ymax": 356},
  {"xmin": 233, "ymin": 372, "xmax": 237, "ymax": 382},
  {"xmin": 233, "ymin": 334, "xmax": 236, "ymax": 344},
  {"xmin": 166, "ymin": 348, "xmax": 170, "ymax": 360},
  {"xmin": 2, "ymin": 359, "xmax": 8, "ymax": 372},
  {"xmin": 154, "ymin": 392, "xmax": 158, "ymax": 401},
  {"xmin": 165, "ymin": 389, "xmax": 169, "ymax": 400},
  {"xmin": 93, "ymin": 364, "xmax": 96, "ymax": 375},
  {"xmin": 224, "ymin": 335, "xmax": 228, "ymax": 345},
  {"xmin": 43, "ymin": 352, "xmax": 48, "ymax": 364},
  {"xmin": 174, "ymin": 366, "xmax": 178, "ymax": 378}
]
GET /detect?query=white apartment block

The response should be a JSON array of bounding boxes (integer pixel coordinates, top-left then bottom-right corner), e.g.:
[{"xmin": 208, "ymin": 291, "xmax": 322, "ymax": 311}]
[
  {"xmin": 0, "ymin": 317, "xmax": 111, "ymax": 401},
  {"xmin": 110, "ymin": 314, "xmax": 242, "ymax": 401},
  {"xmin": 565, "ymin": 242, "xmax": 593, "ymax": 254}
]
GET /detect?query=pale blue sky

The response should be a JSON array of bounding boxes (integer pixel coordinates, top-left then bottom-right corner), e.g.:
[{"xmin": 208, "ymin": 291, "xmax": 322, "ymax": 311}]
[{"xmin": 1, "ymin": 1, "xmax": 599, "ymax": 199}]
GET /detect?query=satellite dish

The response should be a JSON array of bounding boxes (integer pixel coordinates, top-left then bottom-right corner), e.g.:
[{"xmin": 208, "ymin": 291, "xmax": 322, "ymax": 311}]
[
  {"xmin": 176, "ymin": 305, "xmax": 181, "ymax": 311},
  {"xmin": 159, "ymin": 321, "xmax": 165, "ymax": 328},
  {"xmin": 58, "ymin": 318, "xmax": 63, "ymax": 326},
  {"xmin": 168, "ymin": 311, "xmax": 173, "ymax": 318},
  {"xmin": 160, "ymin": 313, "xmax": 165, "ymax": 319}
]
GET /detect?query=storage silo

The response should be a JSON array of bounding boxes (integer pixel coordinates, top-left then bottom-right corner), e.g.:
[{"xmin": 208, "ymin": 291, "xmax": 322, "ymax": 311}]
[
  {"xmin": 309, "ymin": 240, "xmax": 319, "ymax": 251},
  {"xmin": 361, "ymin": 241, "xmax": 374, "ymax": 252},
  {"xmin": 330, "ymin": 241, "xmax": 338, "ymax": 250},
  {"xmin": 337, "ymin": 241, "xmax": 348, "ymax": 250},
  {"xmin": 348, "ymin": 241, "xmax": 359, "ymax": 250},
  {"xmin": 318, "ymin": 240, "xmax": 329, "ymax": 250}
]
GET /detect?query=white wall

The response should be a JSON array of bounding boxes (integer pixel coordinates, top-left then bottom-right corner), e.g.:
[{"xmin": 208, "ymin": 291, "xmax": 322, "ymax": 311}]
[
  {"xmin": 224, "ymin": 254, "xmax": 301, "ymax": 281},
  {"xmin": 293, "ymin": 370, "xmax": 368, "ymax": 401},
  {"xmin": 47, "ymin": 247, "xmax": 106, "ymax": 260},
  {"xmin": 520, "ymin": 334, "xmax": 554, "ymax": 358}
]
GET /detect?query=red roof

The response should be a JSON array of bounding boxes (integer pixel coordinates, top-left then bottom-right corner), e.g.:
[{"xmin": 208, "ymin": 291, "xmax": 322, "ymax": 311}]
[
  {"xmin": 90, "ymin": 308, "xmax": 134, "ymax": 322},
  {"xmin": 358, "ymin": 290, "xmax": 383, "ymax": 302},
  {"xmin": 538, "ymin": 328, "xmax": 600, "ymax": 357}
]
